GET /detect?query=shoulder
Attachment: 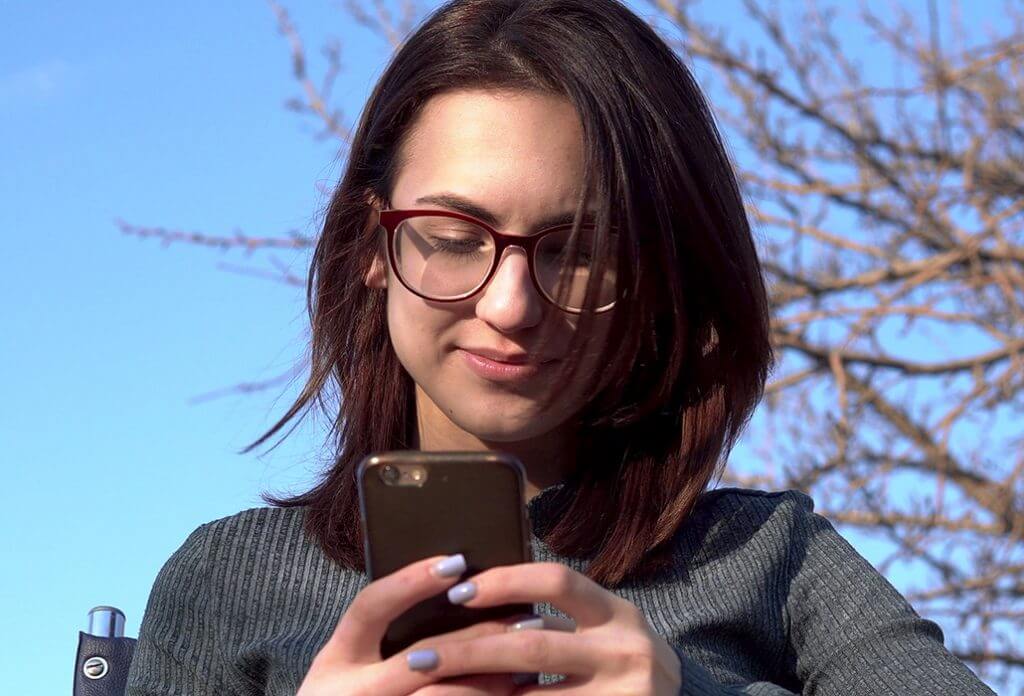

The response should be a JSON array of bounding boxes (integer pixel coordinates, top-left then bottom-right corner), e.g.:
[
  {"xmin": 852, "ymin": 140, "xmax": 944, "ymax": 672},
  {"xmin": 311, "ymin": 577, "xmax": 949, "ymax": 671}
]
[
  {"xmin": 690, "ymin": 486, "xmax": 818, "ymax": 536},
  {"xmin": 198, "ymin": 504, "xmax": 308, "ymax": 545},
  {"xmin": 695, "ymin": 486, "xmax": 814, "ymax": 514},
  {"xmin": 673, "ymin": 487, "xmax": 824, "ymax": 569},
  {"xmin": 133, "ymin": 506, "xmax": 318, "ymax": 684},
  {"xmin": 153, "ymin": 506, "xmax": 311, "ymax": 587},
  {"xmin": 685, "ymin": 487, "xmax": 889, "ymax": 593},
  {"xmin": 145, "ymin": 505, "xmax": 330, "ymax": 625},
  {"xmin": 191, "ymin": 505, "xmax": 313, "ymax": 567}
]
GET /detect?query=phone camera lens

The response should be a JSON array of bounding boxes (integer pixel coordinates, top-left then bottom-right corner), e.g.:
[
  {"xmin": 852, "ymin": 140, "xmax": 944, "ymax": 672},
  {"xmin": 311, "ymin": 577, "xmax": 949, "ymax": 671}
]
[{"xmin": 381, "ymin": 465, "xmax": 400, "ymax": 483}]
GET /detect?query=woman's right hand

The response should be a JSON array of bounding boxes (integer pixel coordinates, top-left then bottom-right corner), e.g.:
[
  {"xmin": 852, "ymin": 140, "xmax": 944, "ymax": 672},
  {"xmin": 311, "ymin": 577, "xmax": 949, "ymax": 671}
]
[{"xmin": 296, "ymin": 553, "xmax": 537, "ymax": 696}]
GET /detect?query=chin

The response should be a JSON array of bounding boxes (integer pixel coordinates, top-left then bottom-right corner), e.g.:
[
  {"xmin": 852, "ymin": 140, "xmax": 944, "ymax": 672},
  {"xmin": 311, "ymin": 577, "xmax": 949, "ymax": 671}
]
[
  {"xmin": 451, "ymin": 416, "xmax": 536, "ymax": 442},
  {"xmin": 448, "ymin": 406, "xmax": 553, "ymax": 442}
]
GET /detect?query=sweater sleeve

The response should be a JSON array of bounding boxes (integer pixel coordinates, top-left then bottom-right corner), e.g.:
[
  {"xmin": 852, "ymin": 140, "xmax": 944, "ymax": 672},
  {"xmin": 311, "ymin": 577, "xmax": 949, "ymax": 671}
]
[
  {"xmin": 672, "ymin": 645, "xmax": 798, "ymax": 695},
  {"xmin": 125, "ymin": 523, "xmax": 233, "ymax": 695},
  {"xmin": 780, "ymin": 490, "xmax": 994, "ymax": 695}
]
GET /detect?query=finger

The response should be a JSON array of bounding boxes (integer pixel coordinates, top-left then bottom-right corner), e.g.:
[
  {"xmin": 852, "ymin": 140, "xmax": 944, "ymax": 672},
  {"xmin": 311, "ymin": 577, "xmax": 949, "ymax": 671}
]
[
  {"xmin": 403, "ymin": 628, "xmax": 595, "ymax": 680},
  {"xmin": 329, "ymin": 553, "xmax": 468, "ymax": 662},
  {"xmin": 512, "ymin": 676, "xmax": 586, "ymax": 695},
  {"xmin": 383, "ymin": 614, "xmax": 578, "ymax": 694},
  {"xmin": 445, "ymin": 562, "xmax": 623, "ymax": 628},
  {"xmin": 366, "ymin": 639, "xmax": 521, "ymax": 696},
  {"xmin": 403, "ymin": 615, "xmax": 532, "ymax": 653},
  {"xmin": 404, "ymin": 611, "xmax": 576, "ymax": 654},
  {"xmin": 507, "ymin": 614, "xmax": 577, "ymax": 633},
  {"xmin": 410, "ymin": 673, "xmax": 519, "ymax": 696},
  {"xmin": 402, "ymin": 613, "xmax": 574, "ymax": 691}
]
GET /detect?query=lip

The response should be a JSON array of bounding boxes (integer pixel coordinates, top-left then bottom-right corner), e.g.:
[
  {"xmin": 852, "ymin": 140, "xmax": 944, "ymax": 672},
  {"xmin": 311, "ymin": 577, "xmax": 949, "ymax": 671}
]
[
  {"xmin": 458, "ymin": 349, "xmax": 556, "ymax": 382},
  {"xmin": 459, "ymin": 347, "xmax": 554, "ymax": 364}
]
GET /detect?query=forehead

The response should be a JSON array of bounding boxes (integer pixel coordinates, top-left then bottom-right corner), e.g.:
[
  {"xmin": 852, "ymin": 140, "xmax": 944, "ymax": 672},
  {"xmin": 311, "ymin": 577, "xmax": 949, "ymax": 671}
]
[{"xmin": 392, "ymin": 89, "xmax": 588, "ymax": 215}]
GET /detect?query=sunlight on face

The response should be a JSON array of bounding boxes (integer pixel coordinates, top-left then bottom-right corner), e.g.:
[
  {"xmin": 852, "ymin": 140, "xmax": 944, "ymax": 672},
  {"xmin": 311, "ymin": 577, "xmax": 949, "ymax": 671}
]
[{"xmin": 365, "ymin": 89, "xmax": 614, "ymax": 443}]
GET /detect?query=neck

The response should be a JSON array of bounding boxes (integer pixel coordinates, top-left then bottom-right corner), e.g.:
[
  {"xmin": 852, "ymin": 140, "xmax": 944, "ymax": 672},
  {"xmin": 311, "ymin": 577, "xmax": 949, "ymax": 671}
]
[{"xmin": 411, "ymin": 385, "xmax": 578, "ymax": 503}]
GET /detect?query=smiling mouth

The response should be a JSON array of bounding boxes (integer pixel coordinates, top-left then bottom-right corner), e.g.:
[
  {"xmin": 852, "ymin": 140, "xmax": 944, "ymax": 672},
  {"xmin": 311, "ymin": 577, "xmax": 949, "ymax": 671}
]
[
  {"xmin": 458, "ymin": 347, "xmax": 560, "ymax": 365},
  {"xmin": 458, "ymin": 349, "xmax": 557, "ymax": 381}
]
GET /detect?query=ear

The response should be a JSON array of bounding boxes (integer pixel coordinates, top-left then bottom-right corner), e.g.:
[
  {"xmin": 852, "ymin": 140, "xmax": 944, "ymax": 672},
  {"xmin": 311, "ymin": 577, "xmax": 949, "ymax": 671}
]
[
  {"xmin": 364, "ymin": 249, "xmax": 388, "ymax": 289},
  {"xmin": 363, "ymin": 190, "xmax": 388, "ymax": 290}
]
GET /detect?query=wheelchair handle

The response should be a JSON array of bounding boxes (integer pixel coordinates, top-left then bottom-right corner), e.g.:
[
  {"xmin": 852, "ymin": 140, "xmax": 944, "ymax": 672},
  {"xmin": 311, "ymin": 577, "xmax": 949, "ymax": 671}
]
[{"xmin": 73, "ymin": 605, "xmax": 136, "ymax": 696}]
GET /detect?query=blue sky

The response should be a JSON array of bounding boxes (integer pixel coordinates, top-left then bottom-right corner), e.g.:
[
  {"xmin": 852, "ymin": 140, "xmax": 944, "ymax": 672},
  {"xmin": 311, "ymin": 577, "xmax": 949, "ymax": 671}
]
[
  {"xmin": 2, "ymin": 3, "xmax": 369, "ymax": 689},
  {"xmin": 1, "ymin": 1, "xmax": 1007, "ymax": 693}
]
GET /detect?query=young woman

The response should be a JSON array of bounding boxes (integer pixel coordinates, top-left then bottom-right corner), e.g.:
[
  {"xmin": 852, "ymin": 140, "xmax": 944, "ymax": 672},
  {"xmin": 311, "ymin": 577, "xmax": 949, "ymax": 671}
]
[{"xmin": 126, "ymin": 1, "xmax": 994, "ymax": 694}]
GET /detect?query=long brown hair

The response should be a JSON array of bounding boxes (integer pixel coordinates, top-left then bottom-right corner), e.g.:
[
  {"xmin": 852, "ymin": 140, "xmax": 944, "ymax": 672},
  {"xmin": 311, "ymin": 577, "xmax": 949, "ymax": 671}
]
[{"xmin": 243, "ymin": 0, "xmax": 775, "ymax": 587}]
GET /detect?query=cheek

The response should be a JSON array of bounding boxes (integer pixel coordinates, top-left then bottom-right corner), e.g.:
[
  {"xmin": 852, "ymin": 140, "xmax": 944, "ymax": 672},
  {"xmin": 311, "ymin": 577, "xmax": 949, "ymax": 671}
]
[{"xmin": 386, "ymin": 289, "xmax": 450, "ymax": 373}]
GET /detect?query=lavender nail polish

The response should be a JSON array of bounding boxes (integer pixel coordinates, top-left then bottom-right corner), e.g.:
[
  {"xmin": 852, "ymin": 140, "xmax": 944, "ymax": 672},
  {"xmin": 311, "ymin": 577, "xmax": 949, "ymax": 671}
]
[
  {"xmin": 447, "ymin": 580, "xmax": 476, "ymax": 604},
  {"xmin": 431, "ymin": 553, "xmax": 466, "ymax": 578},
  {"xmin": 509, "ymin": 616, "xmax": 545, "ymax": 632},
  {"xmin": 407, "ymin": 649, "xmax": 439, "ymax": 671}
]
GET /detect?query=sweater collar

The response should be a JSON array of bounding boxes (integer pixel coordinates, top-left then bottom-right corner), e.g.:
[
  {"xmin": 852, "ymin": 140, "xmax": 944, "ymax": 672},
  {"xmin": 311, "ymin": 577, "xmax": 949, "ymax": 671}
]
[{"xmin": 525, "ymin": 479, "xmax": 573, "ymax": 536}]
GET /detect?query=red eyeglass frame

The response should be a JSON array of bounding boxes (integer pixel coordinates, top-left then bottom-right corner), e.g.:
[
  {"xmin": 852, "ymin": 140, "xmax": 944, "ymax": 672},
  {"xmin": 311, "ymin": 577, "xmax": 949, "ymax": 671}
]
[{"xmin": 375, "ymin": 208, "xmax": 618, "ymax": 314}]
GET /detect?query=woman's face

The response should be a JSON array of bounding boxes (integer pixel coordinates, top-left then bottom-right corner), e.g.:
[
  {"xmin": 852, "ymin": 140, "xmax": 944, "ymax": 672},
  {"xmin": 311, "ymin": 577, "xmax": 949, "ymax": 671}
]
[{"xmin": 365, "ymin": 89, "xmax": 614, "ymax": 444}]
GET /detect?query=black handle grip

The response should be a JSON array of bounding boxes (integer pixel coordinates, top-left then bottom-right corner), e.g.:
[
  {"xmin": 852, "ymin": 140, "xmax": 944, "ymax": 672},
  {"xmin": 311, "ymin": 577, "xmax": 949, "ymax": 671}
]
[{"xmin": 73, "ymin": 631, "xmax": 136, "ymax": 696}]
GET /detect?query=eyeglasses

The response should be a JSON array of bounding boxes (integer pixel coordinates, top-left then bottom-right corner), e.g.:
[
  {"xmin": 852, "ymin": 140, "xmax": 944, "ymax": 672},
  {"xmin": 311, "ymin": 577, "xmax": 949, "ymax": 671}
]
[{"xmin": 375, "ymin": 208, "xmax": 618, "ymax": 314}]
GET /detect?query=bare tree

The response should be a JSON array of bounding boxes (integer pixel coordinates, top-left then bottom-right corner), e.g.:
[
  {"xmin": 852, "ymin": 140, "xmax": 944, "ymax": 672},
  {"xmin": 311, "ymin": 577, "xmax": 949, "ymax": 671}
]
[
  {"xmin": 645, "ymin": 0, "xmax": 1024, "ymax": 687},
  {"xmin": 119, "ymin": 0, "xmax": 1023, "ymax": 690}
]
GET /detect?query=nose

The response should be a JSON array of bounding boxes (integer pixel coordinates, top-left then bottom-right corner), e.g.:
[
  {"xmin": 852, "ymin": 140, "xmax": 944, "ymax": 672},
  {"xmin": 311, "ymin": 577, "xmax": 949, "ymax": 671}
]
[{"xmin": 474, "ymin": 245, "xmax": 545, "ymax": 331}]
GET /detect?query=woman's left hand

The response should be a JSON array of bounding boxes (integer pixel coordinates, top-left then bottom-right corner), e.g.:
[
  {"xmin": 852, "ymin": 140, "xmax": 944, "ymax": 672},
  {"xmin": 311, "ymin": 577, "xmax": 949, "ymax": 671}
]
[{"xmin": 406, "ymin": 561, "xmax": 683, "ymax": 695}]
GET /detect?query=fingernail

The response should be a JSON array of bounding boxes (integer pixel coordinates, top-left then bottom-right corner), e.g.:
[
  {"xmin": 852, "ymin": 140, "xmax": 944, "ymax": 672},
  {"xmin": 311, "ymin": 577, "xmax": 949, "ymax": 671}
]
[
  {"xmin": 431, "ymin": 553, "xmax": 466, "ymax": 578},
  {"xmin": 407, "ymin": 648, "xmax": 439, "ymax": 671},
  {"xmin": 509, "ymin": 616, "xmax": 545, "ymax": 632},
  {"xmin": 546, "ymin": 615, "xmax": 578, "ymax": 632},
  {"xmin": 447, "ymin": 580, "xmax": 476, "ymax": 604},
  {"xmin": 507, "ymin": 614, "xmax": 577, "ymax": 632}
]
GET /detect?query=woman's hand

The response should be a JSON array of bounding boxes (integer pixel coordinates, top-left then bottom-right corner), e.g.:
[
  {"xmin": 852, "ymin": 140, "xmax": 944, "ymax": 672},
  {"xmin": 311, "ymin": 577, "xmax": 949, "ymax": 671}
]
[
  {"xmin": 296, "ymin": 553, "xmax": 561, "ymax": 696},
  {"xmin": 405, "ymin": 561, "xmax": 683, "ymax": 695},
  {"xmin": 296, "ymin": 554, "xmax": 682, "ymax": 695}
]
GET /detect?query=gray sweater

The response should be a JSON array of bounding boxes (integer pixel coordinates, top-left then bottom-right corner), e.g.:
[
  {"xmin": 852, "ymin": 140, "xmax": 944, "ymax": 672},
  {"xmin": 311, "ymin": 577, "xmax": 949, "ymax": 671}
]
[{"xmin": 126, "ymin": 485, "xmax": 994, "ymax": 694}]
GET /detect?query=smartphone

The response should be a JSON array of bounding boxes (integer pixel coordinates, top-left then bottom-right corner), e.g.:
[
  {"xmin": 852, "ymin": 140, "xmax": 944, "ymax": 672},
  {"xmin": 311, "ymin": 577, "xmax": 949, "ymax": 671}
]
[{"xmin": 357, "ymin": 450, "xmax": 535, "ymax": 658}]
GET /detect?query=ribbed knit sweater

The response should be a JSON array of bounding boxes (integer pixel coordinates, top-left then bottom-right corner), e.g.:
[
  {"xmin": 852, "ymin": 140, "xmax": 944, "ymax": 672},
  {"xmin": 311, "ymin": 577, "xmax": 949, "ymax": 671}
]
[{"xmin": 126, "ymin": 485, "xmax": 994, "ymax": 694}]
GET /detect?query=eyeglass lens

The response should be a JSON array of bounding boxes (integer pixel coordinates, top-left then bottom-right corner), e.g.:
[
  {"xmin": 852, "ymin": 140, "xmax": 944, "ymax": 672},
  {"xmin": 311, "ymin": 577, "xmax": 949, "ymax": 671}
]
[{"xmin": 392, "ymin": 216, "xmax": 617, "ymax": 311}]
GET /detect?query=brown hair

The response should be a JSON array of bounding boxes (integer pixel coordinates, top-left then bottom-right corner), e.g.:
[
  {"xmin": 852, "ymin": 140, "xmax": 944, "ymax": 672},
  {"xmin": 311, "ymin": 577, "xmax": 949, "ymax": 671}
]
[{"xmin": 243, "ymin": 0, "xmax": 775, "ymax": 587}]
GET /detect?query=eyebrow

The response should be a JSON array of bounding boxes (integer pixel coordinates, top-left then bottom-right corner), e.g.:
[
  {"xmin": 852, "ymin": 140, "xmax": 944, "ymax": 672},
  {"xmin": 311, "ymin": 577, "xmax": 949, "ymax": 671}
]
[{"xmin": 413, "ymin": 192, "xmax": 597, "ymax": 233}]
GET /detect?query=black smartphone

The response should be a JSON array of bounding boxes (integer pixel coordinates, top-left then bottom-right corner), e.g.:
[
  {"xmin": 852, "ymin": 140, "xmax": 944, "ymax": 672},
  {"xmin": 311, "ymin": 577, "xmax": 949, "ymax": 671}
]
[{"xmin": 357, "ymin": 450, "xmax": 535, "ymax": 658}]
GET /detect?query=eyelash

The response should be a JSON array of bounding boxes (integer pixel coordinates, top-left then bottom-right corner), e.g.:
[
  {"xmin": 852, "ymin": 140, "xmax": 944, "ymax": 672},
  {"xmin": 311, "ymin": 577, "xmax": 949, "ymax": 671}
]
[
  {"xmin": 428, "ymin": 234, "xmax": 601, "ymax": 265},
  {"xmin": 429, "ymin": 236, "xmax": 487, "ymax": 262}
]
